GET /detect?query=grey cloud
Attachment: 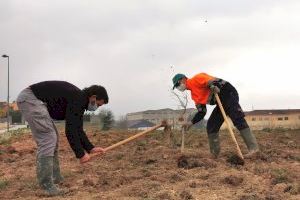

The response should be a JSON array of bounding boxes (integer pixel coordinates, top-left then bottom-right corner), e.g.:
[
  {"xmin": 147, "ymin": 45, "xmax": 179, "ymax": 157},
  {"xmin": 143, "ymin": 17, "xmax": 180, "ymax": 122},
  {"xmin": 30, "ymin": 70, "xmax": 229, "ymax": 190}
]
[{"xmin": 1, "ymin": 0, "xmax": 299, "ymax": 117}]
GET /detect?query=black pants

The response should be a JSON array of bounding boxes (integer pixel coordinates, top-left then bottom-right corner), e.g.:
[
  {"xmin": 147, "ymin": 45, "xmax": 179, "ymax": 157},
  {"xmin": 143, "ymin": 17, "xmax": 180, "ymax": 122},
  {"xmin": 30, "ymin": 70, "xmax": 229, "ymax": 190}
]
[{"xmin": 207, "ymin": 83, "xmax": 249, "ymax": 134}]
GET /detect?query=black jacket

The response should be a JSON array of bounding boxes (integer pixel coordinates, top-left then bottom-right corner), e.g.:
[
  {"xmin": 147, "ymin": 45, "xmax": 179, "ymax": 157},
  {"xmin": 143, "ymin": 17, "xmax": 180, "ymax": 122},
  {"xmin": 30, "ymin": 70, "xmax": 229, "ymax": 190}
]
[{"xmin": 30, "ymin": 81, "xmax": 94, "ymax": 158}]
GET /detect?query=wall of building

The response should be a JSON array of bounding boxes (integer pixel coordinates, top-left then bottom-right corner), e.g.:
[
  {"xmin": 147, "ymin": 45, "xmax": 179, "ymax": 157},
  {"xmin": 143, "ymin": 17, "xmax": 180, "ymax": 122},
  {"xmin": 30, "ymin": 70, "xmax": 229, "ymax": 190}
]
[
  {"xmin": 221, "ymin": 113, "xmax": 300, "ymax": 130},
  {"xmin": 127, "ymin": 109, "xmax": 300, "ymax": 131},
  {"xmin": 246, "ymin": 113, "xmax": 300, "ymax": 130}
]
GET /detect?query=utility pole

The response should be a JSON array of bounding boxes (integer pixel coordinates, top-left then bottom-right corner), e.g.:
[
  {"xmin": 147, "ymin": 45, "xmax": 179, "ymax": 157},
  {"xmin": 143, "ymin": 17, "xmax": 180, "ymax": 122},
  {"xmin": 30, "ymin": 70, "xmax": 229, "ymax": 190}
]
[{"xmin": 2, "ymin": 54, "xmax": 9, "ymax": 133}]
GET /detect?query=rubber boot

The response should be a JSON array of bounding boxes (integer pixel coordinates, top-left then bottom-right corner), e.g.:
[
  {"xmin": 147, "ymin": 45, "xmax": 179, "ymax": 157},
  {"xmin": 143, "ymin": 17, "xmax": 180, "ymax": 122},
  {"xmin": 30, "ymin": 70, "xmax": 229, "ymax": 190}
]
[
  {"xmin": 239, "ymin": 128, "xmax": 259, "ymax": 158},
  {"xmin": 53, "ymin": 152, "xmax": 64, "ymax": 184},
  {"xmin": 208, "ymin": 133, "xmax": 220, "ymax": 158},
  {"xmin": 36, "ymin": 156, "xmax": 64, "ymax": 196}
]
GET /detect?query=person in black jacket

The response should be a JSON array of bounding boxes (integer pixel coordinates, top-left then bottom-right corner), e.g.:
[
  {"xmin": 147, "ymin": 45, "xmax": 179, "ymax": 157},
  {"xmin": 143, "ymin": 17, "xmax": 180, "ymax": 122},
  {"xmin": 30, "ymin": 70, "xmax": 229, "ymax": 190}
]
[{"xmin": 16, "ymin": 81, "xmax": 108, "ymax": 196}]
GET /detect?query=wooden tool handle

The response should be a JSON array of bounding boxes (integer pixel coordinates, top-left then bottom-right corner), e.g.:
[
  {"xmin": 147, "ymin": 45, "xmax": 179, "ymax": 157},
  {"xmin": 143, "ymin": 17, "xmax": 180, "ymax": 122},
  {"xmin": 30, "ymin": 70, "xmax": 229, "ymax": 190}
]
[
  {"xmin": 181, "ymin": 127, "xmax": 185, "ymax": 153},
  {"xmin": 215, "ymin": 93, "xmax": 244, "ymax": 160},
  {"xmin": 104, "ymin": 124, "xmax": 162, "ymax": 151},
  {"xmin": 90, "ymin": 123, "xmax": 163, "ymax": 158}
]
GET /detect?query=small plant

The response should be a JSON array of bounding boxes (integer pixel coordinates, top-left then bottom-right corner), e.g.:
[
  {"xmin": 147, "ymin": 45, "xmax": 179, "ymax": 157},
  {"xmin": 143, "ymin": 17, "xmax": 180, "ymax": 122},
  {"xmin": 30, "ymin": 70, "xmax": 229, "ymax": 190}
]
[
  {"xmin": 0, "ymin": 128, "xmax": 29, "ymax": 145},
  {"xmin": 254, "ymin": 166, "xmax": 269, "ymax": 175},
  {"xmin": 0, "ymin": 135, "xmax": 11, "ymax": 145},
  {"xmin": 22, "ymin": 180, "xmax": 38, "ymax": 190},
  {"xmin": 262, "ymin": 128, "xmax": 272, "ymax": 132},
  {"xmin": 115, "ymin": 153, "xmax": 124, "ymax": 160},
  {"xmin": 271, "ymin": 168, "xmax": 289, "ymax": 184},
  {"xmin": 137, "ymin": 140, "xmax": 147, "ymax": 147},
  {"xmin": 150, "ymin": 131, "xmax": 164, "ymax": 140},
  {"xmin": 0, "ymin": 179, "xmax": 9, "ymax": 189}
]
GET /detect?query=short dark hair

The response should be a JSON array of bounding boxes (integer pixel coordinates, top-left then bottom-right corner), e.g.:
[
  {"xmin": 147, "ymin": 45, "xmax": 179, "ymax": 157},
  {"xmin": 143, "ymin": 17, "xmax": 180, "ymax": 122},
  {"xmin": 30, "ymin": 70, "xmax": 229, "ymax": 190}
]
[{"xmin": 82, "ymin": 85, "xmax": 109, "ymax": 104}]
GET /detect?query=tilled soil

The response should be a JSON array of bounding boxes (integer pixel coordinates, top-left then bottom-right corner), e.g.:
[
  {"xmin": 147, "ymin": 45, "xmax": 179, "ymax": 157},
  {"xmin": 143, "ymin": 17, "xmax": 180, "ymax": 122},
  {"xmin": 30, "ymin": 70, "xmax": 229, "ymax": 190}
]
[{"xmin": 0, "ymin": 127, "xmax": 299, "ymax": 200}]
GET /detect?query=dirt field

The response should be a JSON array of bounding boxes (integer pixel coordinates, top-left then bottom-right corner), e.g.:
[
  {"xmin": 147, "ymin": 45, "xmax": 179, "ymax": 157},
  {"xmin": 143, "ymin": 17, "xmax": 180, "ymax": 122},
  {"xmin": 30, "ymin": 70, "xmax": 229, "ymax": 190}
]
[{"xmin": 0, "ymin": 126, "xmax": 299, "ymax": 200}]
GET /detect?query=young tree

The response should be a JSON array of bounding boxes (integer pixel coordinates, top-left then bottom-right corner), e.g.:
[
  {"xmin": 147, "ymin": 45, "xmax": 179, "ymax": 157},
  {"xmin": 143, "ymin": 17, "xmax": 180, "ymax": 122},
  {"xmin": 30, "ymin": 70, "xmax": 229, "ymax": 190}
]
[
  {"xmin": 99, "ymin": 109, "xmax": 115, "ymax": 131},
  {"xmin": 171, "ymin": 89, "xmax": 189, "ymax": 153},
  {"xmin": 171, "ymin": 90, "xmax": 188, "ymax": 121}
]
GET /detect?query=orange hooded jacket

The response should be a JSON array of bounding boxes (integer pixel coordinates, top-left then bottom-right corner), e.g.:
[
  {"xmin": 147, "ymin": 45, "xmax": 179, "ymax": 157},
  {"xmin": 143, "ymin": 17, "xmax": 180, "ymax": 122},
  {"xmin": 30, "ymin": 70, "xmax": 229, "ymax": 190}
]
[{"xmin": 186, "ymin": 73, "xmax": 216, "ymax": 105}]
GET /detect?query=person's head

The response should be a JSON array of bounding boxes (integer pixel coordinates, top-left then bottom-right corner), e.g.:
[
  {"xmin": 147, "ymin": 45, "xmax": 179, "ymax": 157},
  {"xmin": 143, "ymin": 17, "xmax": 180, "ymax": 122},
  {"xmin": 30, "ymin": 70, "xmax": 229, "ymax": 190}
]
[
  {"xmin": 82, "ymin": 85, "xmax": 109, "ymax": 111},
  {"xmin": 172, "ymin": 73, "xmax": 187, "ymax": 91}
]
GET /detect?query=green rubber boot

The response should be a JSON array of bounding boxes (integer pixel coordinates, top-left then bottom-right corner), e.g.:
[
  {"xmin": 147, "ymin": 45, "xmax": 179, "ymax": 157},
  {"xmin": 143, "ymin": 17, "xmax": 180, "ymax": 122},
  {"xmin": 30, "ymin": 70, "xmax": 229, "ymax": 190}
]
[
  {"xmin": 53, "ymin": 152, "xmax": 64, "ymax": 184},
  {"xmin": 208, "ymin": 133, "xmax": 220, "ymax": 158},
  {"xmin": 239, "ymin": 128, "xmax": 259, "ymax": 158},
  {"xmin": 36, "ymin": 156, "xmax": 64, "ymax": 196}
]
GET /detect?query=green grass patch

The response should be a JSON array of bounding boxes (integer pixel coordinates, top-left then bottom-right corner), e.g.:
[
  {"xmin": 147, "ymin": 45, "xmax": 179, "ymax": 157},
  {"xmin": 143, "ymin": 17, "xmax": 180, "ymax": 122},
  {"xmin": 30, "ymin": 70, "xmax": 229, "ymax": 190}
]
[
  {"xmin": 0, "ymin": 128, "xmax": 30, "ymax": 145},
  {"xmin": 0, "ymin": 179, "xmax": 9, "ymax": 189},
  {"xmin": 271, "ymin": 168, "xmax": 289, "ymax": 185},
  {"xmin": 0, "ymin": 134, "xmax": 11, "ymax": 145}
]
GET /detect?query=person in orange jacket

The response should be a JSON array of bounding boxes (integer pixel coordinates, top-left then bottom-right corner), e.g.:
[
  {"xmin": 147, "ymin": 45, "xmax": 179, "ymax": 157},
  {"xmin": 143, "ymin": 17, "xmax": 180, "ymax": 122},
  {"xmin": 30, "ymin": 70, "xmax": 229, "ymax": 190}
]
[{"xmin": 172, "ymin": 73, "xmax": 259, "ymax": 158}]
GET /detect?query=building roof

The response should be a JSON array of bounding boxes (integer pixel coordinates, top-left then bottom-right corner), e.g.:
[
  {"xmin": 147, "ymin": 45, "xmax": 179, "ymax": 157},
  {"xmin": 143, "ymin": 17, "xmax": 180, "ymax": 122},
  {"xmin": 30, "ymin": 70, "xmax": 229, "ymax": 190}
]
[
  {"xmin": 245, "ymin": 109, "xmax": 300, "ymax": 116},
  {"xmin": 127, "ymin": 108, "xmax": 196, "ymax": 116},
  {"xmin": 127, "ymin": 120, "xmax": 155, "ymax": 128}
]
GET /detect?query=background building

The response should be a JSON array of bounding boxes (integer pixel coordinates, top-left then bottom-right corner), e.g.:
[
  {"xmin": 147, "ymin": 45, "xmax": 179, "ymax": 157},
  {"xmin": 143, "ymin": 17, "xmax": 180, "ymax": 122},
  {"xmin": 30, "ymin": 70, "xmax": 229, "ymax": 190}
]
[
  {"xmin": 0, "ymin": 101, "xmax": 24, "ymax": 124},
  {"xmin": 244, "ymin": 109, "xmax": 300, "ymax": 130},
  {"xmin": 127, "ymin": 108, "xmax": 300, "ymax": 130},
  {"xmin": 220, "ymin": 109, "xmax": 300, "ymax": 130},
  {"xmin": 126, "ymin": 108, "xmax": 198, "ymax": 129}
]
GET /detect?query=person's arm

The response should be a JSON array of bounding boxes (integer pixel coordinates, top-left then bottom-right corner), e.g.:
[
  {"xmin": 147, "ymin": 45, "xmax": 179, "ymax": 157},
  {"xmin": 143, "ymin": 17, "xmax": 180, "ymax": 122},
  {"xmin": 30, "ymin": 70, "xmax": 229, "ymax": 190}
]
[
  {"xmin": 207, "ymin": 78, "xmax": 227, "ymax": 93},
  {"xmin": 191, "ymin": 104, "xmax": 207, "ymax": 124},
  {"xmin": 65, "ymin": 103, "xmax": 86, "ymax": 159},
  {"xmin": 79, "ymin": 129, "xmax": 94, "ymax": 153},
  {"xmin": 182, "ymin": 104, "xmax": 207, "ymax": 131}
]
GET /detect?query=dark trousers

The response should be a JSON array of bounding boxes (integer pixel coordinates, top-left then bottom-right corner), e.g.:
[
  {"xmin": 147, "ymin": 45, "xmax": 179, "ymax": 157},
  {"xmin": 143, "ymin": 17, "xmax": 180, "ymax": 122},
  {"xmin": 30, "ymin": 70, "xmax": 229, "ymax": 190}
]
[{"xmin": 207, "ymin": 83, "xmax": 249, "ymax": 134}]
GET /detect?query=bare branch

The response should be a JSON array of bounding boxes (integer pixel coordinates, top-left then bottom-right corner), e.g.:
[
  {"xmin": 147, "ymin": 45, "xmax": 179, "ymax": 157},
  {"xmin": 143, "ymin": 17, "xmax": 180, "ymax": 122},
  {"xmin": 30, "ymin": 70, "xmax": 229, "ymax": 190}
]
[{"xmin": 170, "ymin": 89, "xmax": 189, "ymax": 120}]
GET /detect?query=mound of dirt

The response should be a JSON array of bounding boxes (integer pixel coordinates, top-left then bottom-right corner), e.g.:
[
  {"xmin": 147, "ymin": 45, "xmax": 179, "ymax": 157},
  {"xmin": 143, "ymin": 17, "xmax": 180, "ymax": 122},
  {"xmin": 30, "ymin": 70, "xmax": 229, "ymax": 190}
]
[
  {"xmin": 180, "ymin": 190, "xmax": 194, "ymax": 200},
  {"xmin": 223, "ymin": 175, "xmax": 244, "ymax": 186},
  {"xmin": 177, "ymin": 155, "xmax": 217, "ymax": 169},
  {"xmin": 226, "ymin": 154, "xmax": 245, "ymax": 166}
]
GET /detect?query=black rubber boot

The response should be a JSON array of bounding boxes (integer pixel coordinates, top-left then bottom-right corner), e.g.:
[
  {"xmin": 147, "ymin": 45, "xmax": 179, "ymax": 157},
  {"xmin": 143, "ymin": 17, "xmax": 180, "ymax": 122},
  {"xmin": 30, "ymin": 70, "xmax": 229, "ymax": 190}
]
[
  {"xmin": 53, "ymin": 152, "xmax": 64, "ymax": 184},
  {"xmin": 208, "ymin": 133, "xmax": 220, "ymax": 158},
  {"xmin": 239, "ymin": 128, "xmax": 259, "ymax": 158},
  {"xmin": 36, "ymin": 156, "xmax": 64, "ymax": 196}
]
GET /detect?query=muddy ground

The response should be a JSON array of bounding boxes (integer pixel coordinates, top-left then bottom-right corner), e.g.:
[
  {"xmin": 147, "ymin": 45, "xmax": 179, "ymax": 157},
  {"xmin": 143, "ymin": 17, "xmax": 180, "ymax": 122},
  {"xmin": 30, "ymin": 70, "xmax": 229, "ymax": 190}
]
[{"xmin": 0, "ymin": 125, "xmax": 299, "ymax": 200}]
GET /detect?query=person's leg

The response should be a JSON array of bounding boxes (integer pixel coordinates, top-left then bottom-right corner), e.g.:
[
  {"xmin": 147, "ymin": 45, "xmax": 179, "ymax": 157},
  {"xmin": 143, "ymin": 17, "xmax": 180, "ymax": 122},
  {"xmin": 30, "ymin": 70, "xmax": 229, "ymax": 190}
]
[
  {"xmin": 206, "ymin": 106, "xmax": 224, "ymax": 158},
  {"xmin": 52, "ymin": 122, "xmax": 64, "ymax": 184},
  {"xmin": 17, "ymin": 88, "xmax": 63, "ymax": 196},
  {"xmin": 222, "ymin": 87, "xmax": 259, "ymax": 156}
]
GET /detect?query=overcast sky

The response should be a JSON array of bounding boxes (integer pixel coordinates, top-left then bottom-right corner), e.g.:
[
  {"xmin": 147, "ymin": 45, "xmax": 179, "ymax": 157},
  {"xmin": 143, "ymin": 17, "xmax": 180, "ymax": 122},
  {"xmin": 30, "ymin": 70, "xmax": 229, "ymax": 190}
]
[{"xmin": 1, "ymin": 0, "xmax": 299, "ymax": 118}]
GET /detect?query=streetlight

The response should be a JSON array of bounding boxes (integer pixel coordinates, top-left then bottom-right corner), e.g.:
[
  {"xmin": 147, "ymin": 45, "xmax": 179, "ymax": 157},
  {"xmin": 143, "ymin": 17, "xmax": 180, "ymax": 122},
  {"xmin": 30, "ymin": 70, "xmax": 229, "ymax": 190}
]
[{"xmin": 2, "ymin": 54, "xmax": 9, "ymax": 133}]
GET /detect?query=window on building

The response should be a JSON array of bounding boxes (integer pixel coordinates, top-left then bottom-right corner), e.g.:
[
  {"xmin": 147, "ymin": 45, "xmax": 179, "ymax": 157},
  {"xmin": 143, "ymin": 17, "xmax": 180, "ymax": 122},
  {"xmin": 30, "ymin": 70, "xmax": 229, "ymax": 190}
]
[
  {"xmin": 284, "ymin": 117, "xmax": 288, "ymax": 120},
  {"xmin": 264, "ymin": 117, "xmax": 269, "ymax": 121},
  {"xmin": 259, "ymin": 117, "xmax": 262, "ymax": 121},
  {"xmin": 252, "ymin": 117, "xmax": 256, "ymax": 121},
  {"xmin": 278, "ymin": 117, "xmax": 283, "ymax": 121}
]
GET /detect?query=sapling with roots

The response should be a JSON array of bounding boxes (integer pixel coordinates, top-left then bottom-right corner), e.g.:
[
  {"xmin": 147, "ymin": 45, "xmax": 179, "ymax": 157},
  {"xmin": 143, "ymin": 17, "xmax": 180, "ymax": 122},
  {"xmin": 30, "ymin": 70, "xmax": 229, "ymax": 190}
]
[{"xmin": 171, "ymin": 89, "xmax": 189, "ymax": 153}]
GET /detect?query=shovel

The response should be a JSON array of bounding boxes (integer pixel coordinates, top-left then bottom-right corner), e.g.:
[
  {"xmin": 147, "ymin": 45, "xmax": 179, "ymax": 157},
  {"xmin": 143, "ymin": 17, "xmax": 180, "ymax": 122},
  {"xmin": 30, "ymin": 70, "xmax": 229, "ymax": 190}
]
[{"xmin": 214, "ymin": 93, "xmax": 244, "ymax": 160}]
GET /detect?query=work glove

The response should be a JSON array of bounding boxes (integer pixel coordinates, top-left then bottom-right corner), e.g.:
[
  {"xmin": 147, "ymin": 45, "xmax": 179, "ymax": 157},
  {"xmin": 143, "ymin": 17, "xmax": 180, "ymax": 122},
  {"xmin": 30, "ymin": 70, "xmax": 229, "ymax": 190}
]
[
  {"xmin": 210, "ymin": 85, "xmax": 220, "ymax": 93},
  {"xmin": 182, "ymin": 121, "xmax": 193, "ymax": 131}
]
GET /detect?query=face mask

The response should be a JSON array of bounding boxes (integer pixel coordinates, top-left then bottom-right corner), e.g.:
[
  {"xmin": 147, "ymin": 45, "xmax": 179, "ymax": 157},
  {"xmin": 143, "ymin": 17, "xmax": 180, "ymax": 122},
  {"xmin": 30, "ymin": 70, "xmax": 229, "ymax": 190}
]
[
  {"xmin": 87, "ymin": 101, "xmax": 98, "ymax": 111},
  {"xmin": 177, "ymin": 83, "xmax": 186, "ymax": 92}
]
